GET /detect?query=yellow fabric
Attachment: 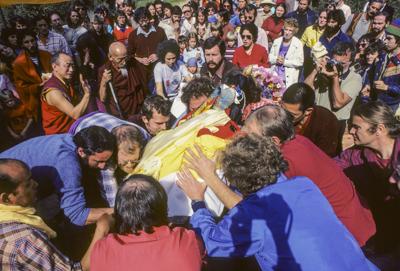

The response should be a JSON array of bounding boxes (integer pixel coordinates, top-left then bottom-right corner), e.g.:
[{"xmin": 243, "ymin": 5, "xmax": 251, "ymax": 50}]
[
  {"xmin": 0, "ymin": 0, "xmax": 68, "ymax": 6},
  {"xmin": 132, "ymin": 109, "xmax": 230, "ymax": 180},
  {"xmin": 301, "ymin": 25, "xmax": 325, "ymax": 48},
  {"xmin": 0, "ymin": 203, "xmax": 56, "ymax": 238}
]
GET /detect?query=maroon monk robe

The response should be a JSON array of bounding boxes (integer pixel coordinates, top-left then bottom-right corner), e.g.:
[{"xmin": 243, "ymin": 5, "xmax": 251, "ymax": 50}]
[
  {"xmin": 98, "ymin": 61, "xmax": 145, "ymax": 119},
  {"xmin": 127, "ymin": 26, "xmax": 166, "ymax": 94}
]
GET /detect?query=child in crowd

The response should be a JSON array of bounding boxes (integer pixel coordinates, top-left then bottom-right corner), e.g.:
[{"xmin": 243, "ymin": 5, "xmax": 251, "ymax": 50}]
[
  {"xmin": 178, "ymin": 35, "xmax": 188, "ymax": 63},
  {"xmin": 225, "ymin": 31, "xmax": 237, "ymax": 62},
  {"xmin": 186, "ymin": 57, "xmax": 200, "ymax": 79},
  {"xmin": 210, "ymin": 22, "xmax": 224, "ymax": 39},
  {"xmin": 183, "ymin": 32, "xmax": 205, "ymax": 68}
]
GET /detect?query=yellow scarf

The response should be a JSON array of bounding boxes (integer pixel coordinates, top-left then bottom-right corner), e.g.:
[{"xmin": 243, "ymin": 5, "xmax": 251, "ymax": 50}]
[{"xmin": 0, "ymin": 203, "xmax": 57, "ymax": 238}]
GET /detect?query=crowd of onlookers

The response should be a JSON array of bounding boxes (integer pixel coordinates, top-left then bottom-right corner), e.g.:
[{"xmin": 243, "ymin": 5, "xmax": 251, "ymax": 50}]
[{"xmin": 0, "ymin": 0, "xmax": 400, "ymax": 270}]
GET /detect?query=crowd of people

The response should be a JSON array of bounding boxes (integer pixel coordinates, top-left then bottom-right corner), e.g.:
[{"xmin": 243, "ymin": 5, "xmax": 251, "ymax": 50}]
[{"xmin": 0, "ymin": 0, "xmax": 400, "ymax": 270}]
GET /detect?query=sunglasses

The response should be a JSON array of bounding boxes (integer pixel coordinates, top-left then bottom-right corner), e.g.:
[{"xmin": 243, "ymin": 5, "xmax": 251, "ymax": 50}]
[
  {"xmin": 359, "ymin": 43, "xmax": 368, "ymax": 48},
  {"xmin": 241, "ymin": 34, "xmax": 252, "ymax": 40}
]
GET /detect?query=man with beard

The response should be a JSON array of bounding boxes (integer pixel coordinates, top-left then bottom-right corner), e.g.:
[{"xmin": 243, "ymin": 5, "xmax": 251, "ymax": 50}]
[
  {"xmin": 158, "ymin": 5, "xmax": 187, "ymax": 40},
  {"xmin": 99, "ymin": 42, "xmax": 145, "ymax": 119},
  {"xmin": 362, "ymin": 20, "xmax": 400, "ymax": 111},
  {"xmin": 49, "ymin": 11, "xmax": 67, "ymax": 36},
  {"xmin": 319, "ymin": 9, "xmax": 352, "ymax": 54},
  {"xmin": 346, "ymin": 0, "xmax": 384, "ymax": 42},
  {"xmin": 281, "ymin": 82, "xmax": 341, "ymax": 157},
  {"xmin": 370, "ymin": 11, "xmax": 390, "ymax": 42},
  {"xmin": 286, "ymin": 0, "xmax": 317, "ymax": 38},
  {"xmin": 200, "ymin": 37, "xmax": 239, "ymax": 86},
  {"xmin": 34, "ymin": 15, "xmax": 71, "ymax": 57},
  {"xmin": 0, "ymin": 126, "xmax": 114, "ymax": 227},
  {"xmin": 12, "ymin": 29, "xmax": 52, "ymax": 122},
  {"xmin": 127, "ymin": 7, "xmax": 166, "ymax": 94}
]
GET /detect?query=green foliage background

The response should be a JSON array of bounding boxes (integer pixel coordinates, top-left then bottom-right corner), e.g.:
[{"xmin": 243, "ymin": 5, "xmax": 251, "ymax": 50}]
[{"xmin": 1, "ymin": 0, "xmax": 399, "ymax": 28}]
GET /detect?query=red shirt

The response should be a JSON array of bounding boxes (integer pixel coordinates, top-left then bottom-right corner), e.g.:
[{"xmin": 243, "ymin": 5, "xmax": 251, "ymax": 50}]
[
  {"xmin": 261, "ymin": 16, "xmax": 284, "ymax": 42},
  {"xmin": 91, "ymin": 225, "xmax": 204, "ymax": 271},
  {"xmin": 282, "ymin": 135, "xmax": 376, "ymax": 246},
  {"xmin": 232, "ymin": 43, "xmax": 269, "ymax": 69}
]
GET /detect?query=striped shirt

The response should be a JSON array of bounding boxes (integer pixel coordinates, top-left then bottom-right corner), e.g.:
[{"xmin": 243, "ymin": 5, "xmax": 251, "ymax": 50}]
[
  {"xmin": 37, "ymin": 31, "xmax": 72, "ymax": 57},
  {"xmin": 0, "ymin": 222, "xmax": 81, "ymax": 271},
  {"xmin": 69, "ymin": 112, "xmax": 151, "ymax": 207}
]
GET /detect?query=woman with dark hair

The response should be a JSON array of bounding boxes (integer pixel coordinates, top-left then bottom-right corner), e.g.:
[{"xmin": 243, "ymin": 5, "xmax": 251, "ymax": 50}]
[
  {"xmin": 147, "ymin": 2, "xmax": 157, "ymax": 17},
  {"xmin": 113, "ymin": 11, "xmax": 133, "ymax": 45},
  {"xmin": 1, "ymin": 28, "xmax": 20, "ymax": 56},
  {"xmin": 154, "ymin": 40, "xmax": 191, "ymax": 100},
  {"xmin": 233, "ymin": 23, "xmax": 269, "ymax": 68},
  {"xmin": 301, "ymin": 9, "xmax": 328, "ymax": 77},
  {"xmin": 261, "ymin": 3, "xmax": 286, "ymax": 43},
  {"xmin": 90, "ymin": 174, "xmax": 204, "ymax": 271},
  {"xmin": 64, "ymin": 9, "xmax": 87, "ymax": 57},
  {"xmin": 163, "ymin": 2, "xmax": 173, "ymax": 20},
  {"xmin": 193, "ymin": 7, "xmax": 210, "ymax": 38},
  {"xmin": 355, "ymin": 33, "xmax": 374, "ymax": 61}
]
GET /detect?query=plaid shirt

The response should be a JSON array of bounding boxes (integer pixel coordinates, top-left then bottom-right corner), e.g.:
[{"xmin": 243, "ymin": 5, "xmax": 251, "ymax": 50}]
[
  {"xmin": 37, "ymin": 31, "xmax": 72, "ymax": 56},
  {"xmin": 0, "ymin": 222, "xmax": 82, "ymax": 271},
  {"xmin": 69, "ymin": 112, "xmax": 151, "ymax": 207}
]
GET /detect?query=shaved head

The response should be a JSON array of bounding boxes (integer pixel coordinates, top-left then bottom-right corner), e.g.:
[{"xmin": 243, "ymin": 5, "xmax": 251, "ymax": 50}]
[
  {"xmin": 108, "ymin": 42, "xmax": 127, "ymax": 69},
  {"xmin": 109, "ymin": 42, "xmax": 127, "ymax": 57}
]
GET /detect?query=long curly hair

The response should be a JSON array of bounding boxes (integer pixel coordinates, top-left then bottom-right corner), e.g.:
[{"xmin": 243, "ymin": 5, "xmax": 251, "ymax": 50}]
[{"xmin": 221, "ymin": 134, "xmax": 288, "ymax": 197}]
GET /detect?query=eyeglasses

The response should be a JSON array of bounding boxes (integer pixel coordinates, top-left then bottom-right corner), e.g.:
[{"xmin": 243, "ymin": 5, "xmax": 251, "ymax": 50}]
[
  {"xmin": 241, "ymin": 34, "xmax": 252, "ymax": 40},
  {"xmin": 183, "ymin": 10, "xmax": 191, "ymax": 13},
  {"xmin": 359, "ymin": 43, "xmax": 368, "ymax": 48},
  {"xmin": 121, "ymin": 159, "xmax": 140, "ymax": 166},
  {"xmin": 244, "ymin": 16, "xmax": 254, "ymax": 20},
  {"xmin": 223, "ymin": 4, "xmax": 231, "ymax": 8}
]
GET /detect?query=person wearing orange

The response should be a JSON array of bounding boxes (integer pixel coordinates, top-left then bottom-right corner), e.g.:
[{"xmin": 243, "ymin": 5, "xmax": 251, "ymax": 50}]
[{"xmin": 13, "ymin": 29, "xmax": 52, "ymax": 121}]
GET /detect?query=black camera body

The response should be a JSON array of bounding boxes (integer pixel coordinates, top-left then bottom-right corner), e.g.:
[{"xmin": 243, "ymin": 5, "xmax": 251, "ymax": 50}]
[{"xmin": 325, "ymin": 59, "xmax": 343, "ymax": 76}]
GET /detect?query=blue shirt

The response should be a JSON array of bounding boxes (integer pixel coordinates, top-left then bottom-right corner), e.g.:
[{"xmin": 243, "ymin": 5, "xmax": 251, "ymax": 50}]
[
  {"xmin": 319, "ymin": 31, "xmax": 352, "ymax": 55},
  {"xmin": 190, "ymin": 175, "xmax": 379, "ymax": 271},
  {"xmin": 0, "ymin": 134, "xmax": 89, "ymax": 226}
]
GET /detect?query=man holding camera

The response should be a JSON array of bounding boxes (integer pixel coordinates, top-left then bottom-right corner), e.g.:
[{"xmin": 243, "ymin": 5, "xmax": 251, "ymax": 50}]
[{"xmin": 304, "ymin": 41, "xmax": 362, "ymax": 124}]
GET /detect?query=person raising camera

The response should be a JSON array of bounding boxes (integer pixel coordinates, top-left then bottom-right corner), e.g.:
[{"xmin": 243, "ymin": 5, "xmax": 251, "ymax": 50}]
[{"xmin": 304, "ymin": 41, "xmax": 362, "ymax": 128}]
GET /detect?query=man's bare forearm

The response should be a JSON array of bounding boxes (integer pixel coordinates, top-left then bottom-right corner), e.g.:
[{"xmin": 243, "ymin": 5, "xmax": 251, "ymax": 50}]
[
  {"xmin": 85, "ymin": 208, "xmax": 113, "ymax": 225},
  {"xmin": 206, "ymin": 173, "xmax": 242, "ymax": 209}
]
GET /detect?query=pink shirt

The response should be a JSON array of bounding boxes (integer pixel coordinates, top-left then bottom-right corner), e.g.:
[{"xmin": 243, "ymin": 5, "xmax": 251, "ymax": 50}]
[{"xmin": 91, "ymin": 225, "xmax": 204, "ymax": 271}]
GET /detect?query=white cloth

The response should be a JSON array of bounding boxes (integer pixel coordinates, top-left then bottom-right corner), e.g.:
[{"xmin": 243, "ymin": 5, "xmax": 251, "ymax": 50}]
[
  {"xmin": 160, "ymin": 171, "xmax": 225, "ymax": 217},
  {"xmin": 269, "ymin": 36, "xmax": 304, "ymax": 88}
]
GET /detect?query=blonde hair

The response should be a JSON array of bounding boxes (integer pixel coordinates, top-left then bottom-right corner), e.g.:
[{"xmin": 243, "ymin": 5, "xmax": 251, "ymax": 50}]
[
  {"xmin": 284, "ymin": 18, "xmax": 299, "ymax": 31},
  {"xmin": 226, "ymin": 30, "xmax": 237, "ymax": 41}
]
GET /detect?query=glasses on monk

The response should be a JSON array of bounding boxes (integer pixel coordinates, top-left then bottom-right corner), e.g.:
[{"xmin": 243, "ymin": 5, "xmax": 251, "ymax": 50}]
[
  {"xmin": 121, "ymin": 159, "xmax": 140, "ymax": 166},
  {"xmin": 241, "ymin": 34, "xmax": 252, "ymax": 40}
]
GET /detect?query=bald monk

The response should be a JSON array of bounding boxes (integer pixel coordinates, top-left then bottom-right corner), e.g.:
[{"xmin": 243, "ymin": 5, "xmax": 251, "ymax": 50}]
[
  {"xmin": 98, "ymin": 42, "xmax": 145, "ymax": 119},
  {"xmin": 41, "ymin": 53, "xmax": 91, "ymax": 135}
]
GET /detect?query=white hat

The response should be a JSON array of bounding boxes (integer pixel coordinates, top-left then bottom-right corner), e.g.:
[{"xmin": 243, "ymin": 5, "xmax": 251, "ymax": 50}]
[{"xmin": 260, "ymin": 0, "xmax": 276, "ymax": 6}]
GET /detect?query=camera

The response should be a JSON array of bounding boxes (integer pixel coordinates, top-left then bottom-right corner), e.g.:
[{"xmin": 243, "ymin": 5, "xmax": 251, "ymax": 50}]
[{"xmin": 325, "ymin": 59, "xmax": 343, "ymax": 75}]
